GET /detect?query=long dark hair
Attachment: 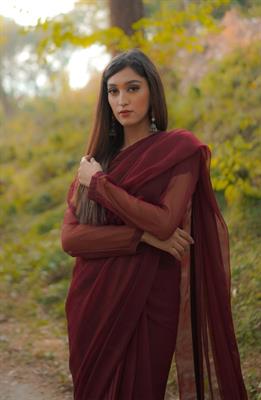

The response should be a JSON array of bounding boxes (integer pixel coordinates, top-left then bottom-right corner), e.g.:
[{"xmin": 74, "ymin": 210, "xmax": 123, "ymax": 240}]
[{"xmin": 73, "ymin": 48, "xmax": 168, "ymax": 224}]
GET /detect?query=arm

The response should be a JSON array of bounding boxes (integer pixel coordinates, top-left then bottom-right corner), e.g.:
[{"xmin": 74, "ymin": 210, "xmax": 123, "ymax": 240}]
[
  {"xmin": 61, "ymin": 207, "xmax": 193, "ymax": 261},
  {"xmin": 61, "ymin": 179, "xmax": 143, "ymax": 259},
  {"xmin": 61, "ymin": 206, "xmax": 143, "ymax": 259},
  {"xmin": 88, "ymin": 151, "xmax": 201, "ymax": 241}
]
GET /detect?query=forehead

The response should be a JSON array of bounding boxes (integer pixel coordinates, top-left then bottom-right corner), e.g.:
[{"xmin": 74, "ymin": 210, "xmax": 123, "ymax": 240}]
[{"xmin": 107, "ymin": 66, "xmax": 145, "ymax": 86}]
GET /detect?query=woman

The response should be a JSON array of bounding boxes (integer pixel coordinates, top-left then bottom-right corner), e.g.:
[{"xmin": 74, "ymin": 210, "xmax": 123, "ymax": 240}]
[{"xmin": 61, "ymin": 49, "xmax": 247, "ymax": 399}]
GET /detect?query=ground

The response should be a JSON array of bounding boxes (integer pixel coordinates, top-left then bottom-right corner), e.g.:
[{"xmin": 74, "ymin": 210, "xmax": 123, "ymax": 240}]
[
  {"xmin": 0, "ymin": 361, "xmax": 71, "ymax": 400},
  {"xmin": 0, "ymin": 314, "xmax": 176, "ymax": 400},
  {"xmin": 0, "ymin": 314, "xmax": 73, "ymax": 400}
]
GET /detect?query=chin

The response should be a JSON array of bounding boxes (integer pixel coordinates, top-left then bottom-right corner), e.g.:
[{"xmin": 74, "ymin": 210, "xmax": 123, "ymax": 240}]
[
  {"xmin": 121, "ymin": 119, "xmax": 142, "ymax": 127},
  {"xmin": 121, "ymin": 121, "xmax": 135, "ymax": 126},
  {"xmin": 119, "ymin": 121, "xmax": 132, "ymax": 128}
]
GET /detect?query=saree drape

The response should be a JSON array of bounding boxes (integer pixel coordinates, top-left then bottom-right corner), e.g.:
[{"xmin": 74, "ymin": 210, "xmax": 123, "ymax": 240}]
[{"xmin": 61, "ymin": 129, "xmax": 248, "ymax": 399}]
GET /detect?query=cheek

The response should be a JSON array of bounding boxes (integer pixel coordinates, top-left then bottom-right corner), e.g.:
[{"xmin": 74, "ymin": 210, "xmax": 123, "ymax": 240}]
[
  {"xmin": 108, "ymin": 96, "xmax": 116, "ymax": 111},
  {"xmin": 136, "ymin": 90, "xmax": 150, "ymax": 112},
  {"xmin": 108, "ymin": 98, "xmax": 112, "ymax": 110}
]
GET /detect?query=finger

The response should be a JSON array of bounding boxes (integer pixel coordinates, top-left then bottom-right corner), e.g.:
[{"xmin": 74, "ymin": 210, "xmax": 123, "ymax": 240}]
[
  {"xmin": 177, "ymin": 228, "xmax": 194, "ymax": 243},
  {"xmin": 176, "ymin": 237, "xmax": 192, "ymax": 251},
  {"xmin": 175, "ymin": 236, "xmax": 191, "ymax": 248},
  {"xmin": 177, "ymin": 228, "xmax": 192, "ymax": 240},
  {"xmin": 82, "ymin": 154, "xmax": 92, "ymax": 162},
  {"xmin": 171, "ymin": 248, "xmax": 182, "ymax": 261},
  {"xmin": 172, "ymin": 242, "xmax": 185, "ymax": 254},
  {"xmin": 80, "ymin": 156, "xmax": 90, "ymax": 164},
  {"xmin": 170, "ymin": 243, "xmax": 185, "ymax": 261}
]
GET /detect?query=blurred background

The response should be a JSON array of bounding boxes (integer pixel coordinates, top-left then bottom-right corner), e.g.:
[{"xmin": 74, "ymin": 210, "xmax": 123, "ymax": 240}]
[{"xmin": 0, "ymin": 0, "xmax": 260, "ymax": 399}]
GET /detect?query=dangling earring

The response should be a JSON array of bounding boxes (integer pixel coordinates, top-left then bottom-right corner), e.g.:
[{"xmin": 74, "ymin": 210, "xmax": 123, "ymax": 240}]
[
  {"xmin": 109, "ymin": 114, "xmax": 117, "ymax": 137},
  {"xmin": 150, "ymin": 112, "xmax": 158, "ymax": 133}
]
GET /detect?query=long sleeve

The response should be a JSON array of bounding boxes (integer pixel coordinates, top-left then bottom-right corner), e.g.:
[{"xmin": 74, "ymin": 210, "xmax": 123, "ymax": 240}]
[
  {"xmin": 88, "ymin": 151, "xmax": 201, "ymax": 241},
  {"xmin": 61, "ymin": 204, "xmax": 143, "ymax": 259}
]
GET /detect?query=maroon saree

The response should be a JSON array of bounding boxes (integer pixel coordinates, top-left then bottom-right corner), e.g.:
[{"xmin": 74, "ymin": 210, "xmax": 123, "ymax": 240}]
[{"xmin": 61, "ymin": 129, "xmax": 248, "ymax": 399}]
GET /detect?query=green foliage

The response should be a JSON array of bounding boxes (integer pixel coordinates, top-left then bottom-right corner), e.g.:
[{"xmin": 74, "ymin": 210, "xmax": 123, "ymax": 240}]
[
  {"xmin": 169, "ymin": 41, "xmax": 261, "ymax": 205},
  {"xmin": 36, "ymin": 279, "xmax": 69, "ymax": 318},
  {"xmin": 0, "ymin": 87, "xmax": 90, "ymax": 312},
  {"xmin": 210, "ymin": 0, "xmax": 261, "ymax": 18},
  {"xmin": 0, "ymin": 145, "xmax": 16, "ymax": 163},
  {"xmin": 198, "ymin": 43, "xmax": 260, "ymax": 143},
  {"xmin": 211, "ymin": 136, "xmax": 261, "ymax": 204},
  {"xmin": 223, "ymin": 198, "xmax": 261, "ymax": 399},
  {"xmin": 33, "ymin": 0, "xmax": 229, "ymax": 67},
  {"xmin": 26, "ymin": 193, "xmax": 57, "ymax": 213},
  {"xmin": 35, "ymin": 208, "xmax": 64, "ymax": 234}
]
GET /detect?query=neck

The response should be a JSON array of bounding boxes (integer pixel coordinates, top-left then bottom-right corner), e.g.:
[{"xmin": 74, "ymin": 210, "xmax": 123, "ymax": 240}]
[{"xmin": 122, "ymin": 119, "xmax": 151, "ymax": 149}]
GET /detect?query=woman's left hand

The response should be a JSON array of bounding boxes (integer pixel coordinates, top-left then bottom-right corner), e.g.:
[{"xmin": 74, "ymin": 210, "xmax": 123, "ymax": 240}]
[{"xmin": 78, "ymin": 156, "xmax": 103, "ymax": 187}]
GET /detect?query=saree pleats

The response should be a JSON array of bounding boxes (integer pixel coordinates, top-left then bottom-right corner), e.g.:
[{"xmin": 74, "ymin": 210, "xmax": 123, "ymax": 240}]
[{"xmin": 66, "ymin": 249, "xmax": 181, "ymax": 399}]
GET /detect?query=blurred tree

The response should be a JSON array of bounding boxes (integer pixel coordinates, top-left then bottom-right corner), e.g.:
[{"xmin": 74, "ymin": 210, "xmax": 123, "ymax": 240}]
[
  {"xmin": 35, "ymin": 1, "xmax": 229, "ymax": 69},
  {"xmin": 0, "ymin": 15, "xmax": 77, "ymax": 112},
  {"xmin": 0, "ymin": 17, "xmax": 22, "ymax": 115},
  {"xmin": 109, "ymin": 0, "xmax": 144, "ymax": 36},
  {"xmin": 211, "ymin": 0, "xmax": 261, "ymax": 18},
  {"xmin": 0, "ymin": 77, "xmax": 11, "ymax": 116}
]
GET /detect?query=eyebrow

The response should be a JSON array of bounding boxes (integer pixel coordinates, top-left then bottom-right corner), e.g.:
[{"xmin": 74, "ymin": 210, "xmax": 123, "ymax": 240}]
[{"xmin": 107, "ymin": 79, "xmax": 142, "ymax": 87}]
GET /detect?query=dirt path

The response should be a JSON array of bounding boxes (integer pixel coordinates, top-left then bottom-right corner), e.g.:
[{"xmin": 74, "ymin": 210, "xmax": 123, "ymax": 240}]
[
  {"xmin": 0, "ymin": 315, "xmax": 73, "ymax": 400},
  {"xmin": 0, "ymin": 316, "xmax": 176, "ymax": 400},
  {"xmin": 0, "ymin": 362, "xmax": 175, "ymax": 400},
  {"xmin": 0, "ymin": 362, "xmax": 72, "ymax": 400}
]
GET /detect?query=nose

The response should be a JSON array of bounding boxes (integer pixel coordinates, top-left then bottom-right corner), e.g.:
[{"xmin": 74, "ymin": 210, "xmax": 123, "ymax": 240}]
[{"xmin": 118, "ymin": 90, "xmax": 129, "ymax": 106}]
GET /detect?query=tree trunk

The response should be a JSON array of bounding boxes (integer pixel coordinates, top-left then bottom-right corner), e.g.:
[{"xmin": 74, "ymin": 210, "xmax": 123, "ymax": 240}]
[
  {"xmin": 109, "ymin": 0, "xmax": 144, "ymax": 36},
  {"xmin": 0, "ymin": 83, "xmax": 13, "ymax": 117}
]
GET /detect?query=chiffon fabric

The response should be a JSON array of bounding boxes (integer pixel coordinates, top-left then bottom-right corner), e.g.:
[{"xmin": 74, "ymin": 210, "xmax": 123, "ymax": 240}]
[{"xmin": 61, "ymin": 129, "xmax": 248, "ymax": 399}]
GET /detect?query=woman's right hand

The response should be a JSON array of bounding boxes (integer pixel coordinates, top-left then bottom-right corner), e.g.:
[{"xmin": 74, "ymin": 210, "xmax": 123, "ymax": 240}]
[{"xmin": 141, "ymin": 228, "xmax": 194, "ymax": 261}]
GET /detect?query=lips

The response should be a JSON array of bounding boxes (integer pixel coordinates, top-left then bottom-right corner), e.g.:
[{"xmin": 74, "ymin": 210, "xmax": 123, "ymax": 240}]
[{"xmin": 119, "ymin": 110, "xmax": 132, "ymax": 115}]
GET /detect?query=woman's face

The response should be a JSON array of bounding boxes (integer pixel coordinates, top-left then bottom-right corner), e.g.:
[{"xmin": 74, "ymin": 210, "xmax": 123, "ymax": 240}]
[{"xmin": 107, "ymin": 66, "xmax": 150, "ymax": 129}]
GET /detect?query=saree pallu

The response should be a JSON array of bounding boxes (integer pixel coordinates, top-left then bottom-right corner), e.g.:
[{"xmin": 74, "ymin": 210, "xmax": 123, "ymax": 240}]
[{"xmin": 61, "ymin": 129, "xmax": 248, "ymax": 399}]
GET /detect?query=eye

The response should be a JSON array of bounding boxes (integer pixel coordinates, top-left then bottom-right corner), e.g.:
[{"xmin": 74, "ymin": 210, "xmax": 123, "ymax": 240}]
[
  {"xmin": 128, "ymin": 86, "xmax": 139, "ymax": 92},
  {"xmin": 107, "ymin": 88, "xmax": 118, "ymax": 95}
]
